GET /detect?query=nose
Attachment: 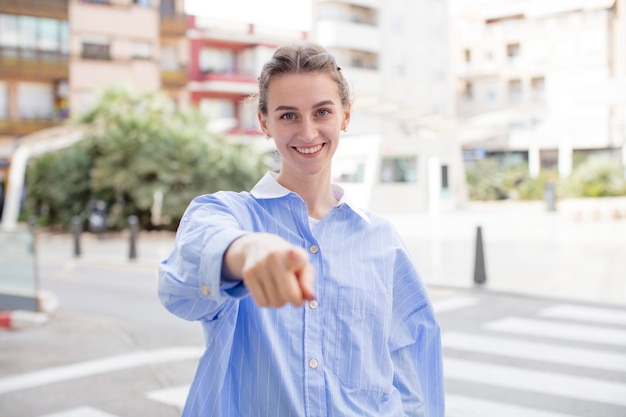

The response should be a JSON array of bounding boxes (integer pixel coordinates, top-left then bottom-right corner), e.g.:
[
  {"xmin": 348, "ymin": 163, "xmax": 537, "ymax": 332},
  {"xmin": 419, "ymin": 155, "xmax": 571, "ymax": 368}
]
[{"xmin": 299, "ymin": 117, "xmax": 317, "ymax": 142}]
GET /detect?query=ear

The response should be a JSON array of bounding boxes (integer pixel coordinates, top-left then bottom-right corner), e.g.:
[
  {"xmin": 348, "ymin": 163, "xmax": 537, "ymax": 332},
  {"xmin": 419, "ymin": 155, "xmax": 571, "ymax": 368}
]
[
  {"xmin": 258, "ymin": 112, "xmax": 270, "ymax": 137},
  {"xmin": 341, "ymin": 103, "xmax": 351, "ymax": 131}
]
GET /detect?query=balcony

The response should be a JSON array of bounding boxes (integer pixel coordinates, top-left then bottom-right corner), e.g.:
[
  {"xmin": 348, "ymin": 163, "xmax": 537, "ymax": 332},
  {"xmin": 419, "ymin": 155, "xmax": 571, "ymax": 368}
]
[
  {"xmin": 189, "ymin": 72, "xmax": 257, "ymax": 96},
  {"xmin": 0, "ymin": 47, "xmax": 69, "ymax": 80},
  {"xmin": 161, "ymin": 14, "xmax": 187, "ymax": 37},
  {"xmin": 0, "ymin": 118, "xmax": 64, "ymax": 137},
  {"xmin": 315, "ymin": 20, "xmax": 381, "ymax": 53},
  {"xmin": 0, "ymin": 0, "xmax": 68, "ymax": 20},
  {"xmin": 161, "ymin": 67, "xmax": 188, "ymax": 88}
]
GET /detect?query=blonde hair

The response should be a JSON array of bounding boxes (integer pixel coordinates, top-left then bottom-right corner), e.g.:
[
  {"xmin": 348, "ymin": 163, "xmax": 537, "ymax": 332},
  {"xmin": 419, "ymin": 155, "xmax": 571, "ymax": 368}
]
[{"xmin": 257, "ymin": 43, "xmax": 351, "ymax": 115}]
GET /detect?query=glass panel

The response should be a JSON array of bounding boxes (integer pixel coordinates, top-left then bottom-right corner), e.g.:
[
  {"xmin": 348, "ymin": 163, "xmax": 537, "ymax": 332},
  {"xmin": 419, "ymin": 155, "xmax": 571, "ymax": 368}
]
[
  {"xmin": 380, "ymin": 157, "xmax": 418, "ymax": 183},
  {"xmin": 0, "ymin": 14, "xmax": 19, "ymax": 47},
  {"xmin": 0, "ymin": 230, "xmax": 38, "ymax": 298},
  {"xmin": 18, "ymin": 16, "xmax": 38, "ymax": 49},
  {"xmin": 0, "ymin": 82, "xmax": 7, "ymax": 119},
  {"xmin": 17, "ymin": 82, "xmax": 54, "ymax": 118},
  {"xmin": 38, "ymin": 18, "xmax": 59, "ymax": 52},
  {"xmin": 199, "ymin": 48, "xmax": 234, "ymax": 74}
]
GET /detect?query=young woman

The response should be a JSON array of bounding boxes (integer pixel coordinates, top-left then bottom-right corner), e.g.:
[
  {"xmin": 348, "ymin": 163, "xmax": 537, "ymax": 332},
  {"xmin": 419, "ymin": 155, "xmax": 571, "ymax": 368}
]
[{"xmin": 158, "ymin": 43, "xmax": 445, "ymax": 417}]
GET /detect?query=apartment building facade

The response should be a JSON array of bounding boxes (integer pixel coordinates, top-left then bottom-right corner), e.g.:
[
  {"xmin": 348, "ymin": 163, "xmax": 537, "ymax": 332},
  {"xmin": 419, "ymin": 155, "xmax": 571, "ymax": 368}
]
[
  {"xmin": 454, "ymin": 0, "xmax": 626, "ymax": 178},
  {"xmin": 313, "ymin": 0, "xmax": 468, "ymax": 214},
  {"xmin": 2, "ymin": 0, "xmax": 468, "ymax": 219},
  {"xmin": 186, "ymin": 16, "xmax": 307, "ymax": 141},
  {"xmin": 0, "ymin": 0, "xmax": 188, "ymax": 202}
]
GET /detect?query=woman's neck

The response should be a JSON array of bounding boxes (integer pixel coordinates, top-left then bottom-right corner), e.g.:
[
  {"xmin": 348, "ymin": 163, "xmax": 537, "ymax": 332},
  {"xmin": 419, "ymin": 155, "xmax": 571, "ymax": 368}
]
[{"xmin": 276, "ymin": 171, "xmax": 337, "ymax": 220}]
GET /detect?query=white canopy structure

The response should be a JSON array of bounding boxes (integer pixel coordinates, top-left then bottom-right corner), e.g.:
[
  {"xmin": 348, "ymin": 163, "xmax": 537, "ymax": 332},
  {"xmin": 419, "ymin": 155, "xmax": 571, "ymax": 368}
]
[{"xmin": 1, "ymin": 125, "xmax": 85, "ymax": 231}]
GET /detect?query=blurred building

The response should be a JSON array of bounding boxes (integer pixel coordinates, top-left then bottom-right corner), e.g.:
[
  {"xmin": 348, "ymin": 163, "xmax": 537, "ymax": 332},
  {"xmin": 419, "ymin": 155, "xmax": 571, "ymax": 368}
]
[
  {"xmin": 185, "ymin": 15, "xmax": 307, "ymax": 142},
  {"xmin": 0, "ymin": 0, "xmax": 188, "ymax": 203},
  {"xmin": 453, "ymin": 0, "xmax": 626, "ymax": 178},
  {"xmin": 313, "ymin": 0, "xmax": 468, "ymax": 214},
  {"xmin": 1, "ymin": 0, "xmax": 469, "ymax": 218}
]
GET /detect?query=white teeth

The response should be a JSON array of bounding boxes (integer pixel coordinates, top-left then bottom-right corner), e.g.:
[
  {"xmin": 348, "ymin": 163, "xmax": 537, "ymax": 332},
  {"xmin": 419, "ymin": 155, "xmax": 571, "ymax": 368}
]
[{"xmin": 296, "ymin": 144, "xmax": 323, "ymax": 154}]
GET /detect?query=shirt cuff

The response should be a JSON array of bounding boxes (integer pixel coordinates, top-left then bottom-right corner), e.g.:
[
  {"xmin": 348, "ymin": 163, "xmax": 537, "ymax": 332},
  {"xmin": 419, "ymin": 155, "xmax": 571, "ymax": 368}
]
[{"xmin": 199, "ymin": 228, "xmax": 250, "ymax": 300}]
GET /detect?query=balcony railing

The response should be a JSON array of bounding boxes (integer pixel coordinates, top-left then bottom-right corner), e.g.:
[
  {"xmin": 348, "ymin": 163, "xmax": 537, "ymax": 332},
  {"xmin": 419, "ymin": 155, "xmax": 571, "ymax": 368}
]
[
  {"xmin": 161, "ymin": 67, "xmax": 188, "ymax": 88},
  {"xmin": 0, "ymin": 47, "xmax": 69, "ymax": 80},
  {"xmin": 0, "ymin": 118, "xmax": 64, "ymax": 137},
  {"xmin": 0, "ymin": 0, "xmax": 68, "ymax": 20},
  {"xmin": 161, "ymin": 14, "xmax": 187, "ymax": 37}
]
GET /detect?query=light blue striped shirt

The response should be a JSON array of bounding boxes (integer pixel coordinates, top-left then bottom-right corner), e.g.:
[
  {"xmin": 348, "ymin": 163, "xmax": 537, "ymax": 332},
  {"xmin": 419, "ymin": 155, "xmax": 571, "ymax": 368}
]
[{"xmin": 158, "ymin": 172, "xmax": 444, "ymax": 417}]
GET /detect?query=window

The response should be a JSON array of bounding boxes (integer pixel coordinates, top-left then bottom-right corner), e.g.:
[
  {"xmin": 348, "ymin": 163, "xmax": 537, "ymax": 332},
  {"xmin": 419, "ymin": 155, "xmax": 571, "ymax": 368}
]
[
  {"xmin": 441, "ymin": 165, "xmax": 449, "ymax": 191},
  {"xmin": 0, "ymin": 14, "xmax": 19, "ymax": 47},
  {"xmin": 160, "ymin": 0, "xmax": 176, "ymax": 17},
  {"xmin": 81, "ymin": 35, "xmax": 110, "ymax": 60},
  {"xmin": 0, "ymin": 82, "xmax": 7, "ymax": 119},
  {"xmin": 463, "ymin": 49, "xmax": 471, "ymax": 64},
  {"xmin": 160, "ymin": 45, "xmax": 178, "ymax": 70},
  {"xmin": 199, "ymin": 48, "xmax": 234, "ymax": 74},
  {"xmin": 461, "ymin": 81, "xmax": 473, "ymax": 101},
  {"xmin": 132, "ymin": 41, "xmax": 152, "ymax": 60},
  {"xmin": 17, "ymin": 82, "xmax": 54, "ymax": 119},
  {"xmin": 508, "ymin": 79, "xmax": 522, "ymax": 103},
  {"xmin": 38, "ymin": 18, "xmax": 59, "ymax": 51},
  {"xmin": 506, "ymin": 43, "xmax": 520, "ymax": 64},
  {"xmin": 380, "ymin": 157, "xmax": 417, "ymax": 183},
  {"xmin": 334, "ymin": 159, "xmax": 365, "ymax": 183},
  {"xmin": 18, "ymin": 17, "xmax": 37, "ymax": 49},
  {"xmin": 531, "ymin": 76, "xmax": 545, "ymax": 101}
]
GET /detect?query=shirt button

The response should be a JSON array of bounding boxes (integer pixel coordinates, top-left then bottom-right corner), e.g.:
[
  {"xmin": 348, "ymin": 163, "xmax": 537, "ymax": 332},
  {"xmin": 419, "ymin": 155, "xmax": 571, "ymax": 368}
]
[
  {"xmin": 309, "ymin": 300, "xmax": 319, "ymax": 309},
  {"xmin": 309, "ymin": 245, "xmax": 319, "ymax": 254},
  {"xmin": 201, "ymin": 284, "xmax": 210, "ymax": 296},
  {"xmin": 309, "ymin": 358, "xmax": 319, "ymax": 369}
]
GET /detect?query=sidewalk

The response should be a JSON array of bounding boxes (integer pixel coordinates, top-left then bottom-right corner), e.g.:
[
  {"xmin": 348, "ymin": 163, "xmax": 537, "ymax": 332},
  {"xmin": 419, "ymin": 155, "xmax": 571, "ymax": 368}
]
[{"xmin": 389, "ymin": 200, "xmax": 626, "ymax": 307}]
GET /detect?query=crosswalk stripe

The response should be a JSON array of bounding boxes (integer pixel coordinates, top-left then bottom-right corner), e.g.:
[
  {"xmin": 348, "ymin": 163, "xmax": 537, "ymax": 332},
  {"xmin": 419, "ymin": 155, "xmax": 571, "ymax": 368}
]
[
  {"xmin": 485, "ymin": 317, "xmax": 626, "ymax": 347},
  {"xmin": 539, "ymin": 304, "xmax": 626, "ymax": 326},
  {"xmin": 0, "ymin": 346, "xmax": 203, "ymax": 395},
  {"xmin": 38, "ymin": 407, "xmax": 120, "ymax": 417},
  {"xmin": 433, "ymin": 296, "xmax": 480, "ymax": 313},
  {"xmin": 443, "ymin": 332, "xmax": 626, "ymax": 371},
  {"xmin": 146, "ymin": 385, "xmax": 189, "ymax": 408},
  {"xmin": 445, "ymin": 394, "xmax": 580, "ymax": 417},
  {"xmin": 444, "ymin": 358, "xmax": 626, "ymax": 407}
]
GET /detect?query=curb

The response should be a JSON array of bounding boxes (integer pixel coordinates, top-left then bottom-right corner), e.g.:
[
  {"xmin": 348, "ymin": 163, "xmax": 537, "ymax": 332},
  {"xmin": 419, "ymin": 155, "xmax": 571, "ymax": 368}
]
[
  {"xmin": 0, "ymin": 290, "xmax": 58, "ymax": 331},
  {"xmin": 0, "ymin": 310, "xmax": 50, "ymax": 330}
]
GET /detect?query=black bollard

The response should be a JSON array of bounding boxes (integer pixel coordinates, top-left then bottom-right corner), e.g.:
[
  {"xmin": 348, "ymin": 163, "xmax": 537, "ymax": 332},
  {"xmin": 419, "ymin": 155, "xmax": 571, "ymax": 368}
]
[
  {"xmin": 28, "ymin": 216, "xmax": 37, "ymax": 254},
  {"xmin": 71, "ymin": 216, "xmax": 82, "ymax": 257},
  {"xmin": 473, "ymin": 225, "xmax": 487, "ymax": 285},
  {"xmin": 128, "ymin": 215, "xmax": 138, "ymax": 260}
]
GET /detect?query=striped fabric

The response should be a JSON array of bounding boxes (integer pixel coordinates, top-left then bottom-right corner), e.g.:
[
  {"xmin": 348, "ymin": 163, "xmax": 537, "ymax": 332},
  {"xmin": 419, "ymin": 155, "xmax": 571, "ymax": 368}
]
[{"xmin": 158, "ymin": 172, "xmax": 445, "ymax": 417}]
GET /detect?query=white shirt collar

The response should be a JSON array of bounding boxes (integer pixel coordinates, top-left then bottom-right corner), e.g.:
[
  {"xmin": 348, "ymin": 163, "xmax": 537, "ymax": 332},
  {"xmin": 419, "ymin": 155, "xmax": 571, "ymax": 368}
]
[{"xmin": 251, "ymin": 172, "xmax": 371, "ymax": 223}]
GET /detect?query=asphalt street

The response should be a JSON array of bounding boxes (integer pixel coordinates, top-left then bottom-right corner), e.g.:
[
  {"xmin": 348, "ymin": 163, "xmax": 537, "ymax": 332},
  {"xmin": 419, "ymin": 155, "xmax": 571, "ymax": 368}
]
[{"xmin": 1, "ymin": 201, "xmax": 625, "ymax": 417}]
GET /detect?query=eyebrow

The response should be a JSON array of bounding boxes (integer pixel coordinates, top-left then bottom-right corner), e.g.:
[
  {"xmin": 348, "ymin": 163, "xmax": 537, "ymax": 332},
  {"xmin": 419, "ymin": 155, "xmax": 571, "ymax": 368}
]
[{"xmin": 273, "ymin": 100, "xmax": 336, "ymax": 112}]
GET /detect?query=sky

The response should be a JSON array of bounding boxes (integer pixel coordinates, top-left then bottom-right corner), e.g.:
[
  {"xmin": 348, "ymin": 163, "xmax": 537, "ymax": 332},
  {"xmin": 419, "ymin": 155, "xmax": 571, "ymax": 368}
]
[{"xmin": 184, "ymin": 0, "xmax": 313, "ymax": 30}]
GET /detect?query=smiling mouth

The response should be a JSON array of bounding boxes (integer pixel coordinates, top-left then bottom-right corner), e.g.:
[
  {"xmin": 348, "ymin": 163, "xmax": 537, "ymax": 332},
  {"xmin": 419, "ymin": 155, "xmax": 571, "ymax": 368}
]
[{"xmin": 294, "ymin": 144, "xmax": 324, "ymax": 154}]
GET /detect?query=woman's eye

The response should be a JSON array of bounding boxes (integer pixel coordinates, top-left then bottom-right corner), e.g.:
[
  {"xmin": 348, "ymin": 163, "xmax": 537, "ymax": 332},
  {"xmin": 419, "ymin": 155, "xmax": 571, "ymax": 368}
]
[
  {"xmin": 317, "ymin": 109, "xmax": 330, "ymax": 116},
  {"xmin": 280, "ymin": 113, "xmax": 295, "ymax": 120}
]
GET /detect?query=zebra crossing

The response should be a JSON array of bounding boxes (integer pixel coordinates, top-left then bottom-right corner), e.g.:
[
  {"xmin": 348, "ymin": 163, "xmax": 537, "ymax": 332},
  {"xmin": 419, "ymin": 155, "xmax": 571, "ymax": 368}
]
[
  {"xmin": 442, "ymin": 299, "xmax": 626, "ymax": 417},
  {"xmin": 25, "ymin": 295, "xmax": 626, "ymax": 417}
]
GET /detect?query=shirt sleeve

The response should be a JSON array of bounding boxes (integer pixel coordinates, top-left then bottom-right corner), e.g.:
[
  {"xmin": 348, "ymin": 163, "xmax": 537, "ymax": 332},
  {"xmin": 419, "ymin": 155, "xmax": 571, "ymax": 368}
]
[
  {"xmin": 158, "ymin": 193, "xmax": 251, "ymax": 322},
  {"xmin": 388, "ymin": 243, "xmax": 445, "ymax": 417}
]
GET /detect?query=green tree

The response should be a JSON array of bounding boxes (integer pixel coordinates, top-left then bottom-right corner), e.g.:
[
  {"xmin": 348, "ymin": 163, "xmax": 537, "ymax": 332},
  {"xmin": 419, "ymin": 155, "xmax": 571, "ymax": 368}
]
[{"xmin": 25, "ymin": 85, "xmax": 268, "ymax": 231}]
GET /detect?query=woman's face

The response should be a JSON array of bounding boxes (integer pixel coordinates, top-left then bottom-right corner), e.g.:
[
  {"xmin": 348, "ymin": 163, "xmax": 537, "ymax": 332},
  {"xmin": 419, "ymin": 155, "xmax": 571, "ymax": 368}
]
[{"xmin": 258, "ymin": 72, "xmax": 350, "ymax": 181}]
